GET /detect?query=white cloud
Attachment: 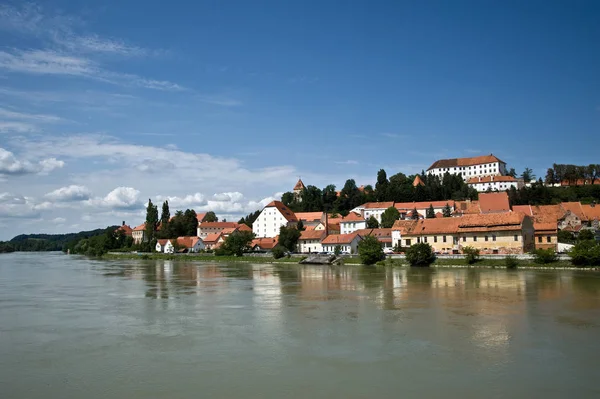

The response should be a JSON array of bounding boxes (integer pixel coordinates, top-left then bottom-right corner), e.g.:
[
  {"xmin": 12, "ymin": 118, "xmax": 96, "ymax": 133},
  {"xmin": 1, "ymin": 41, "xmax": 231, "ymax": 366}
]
[
  {"xmin": 86, "ymin": 187, "xmax": 141, "ymax": 210},
  {"xmin": 45, "ymin": 185, "xmax": 91, "ymax": 202},
  {"xmin": 51, "ymin": 217, "xmax": 66, "ymax": 224},
  {"xmin": 0, "ymin": 147, "xmax": 64, "ymax": 175},
  {"xmin": 335, "ymin": 160, "xmax": 359, "ymax": 165},
  {"xmin": 0, "ymin": 121, "xmax": 37, "ymax": 133},
  {"xmin": 0, "ymin": 107, "xmax": 63, "ymax": 122},
  {"xmin": 0, "ymin": 192, "xmax": 40, "ymax": 219}
]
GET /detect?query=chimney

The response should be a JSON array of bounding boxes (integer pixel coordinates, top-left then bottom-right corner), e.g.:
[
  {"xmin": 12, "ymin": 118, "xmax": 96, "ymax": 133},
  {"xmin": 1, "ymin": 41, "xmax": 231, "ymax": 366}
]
[{"xmin": 122, "ymin": 221, "xmax": 125, "ymax": 226}]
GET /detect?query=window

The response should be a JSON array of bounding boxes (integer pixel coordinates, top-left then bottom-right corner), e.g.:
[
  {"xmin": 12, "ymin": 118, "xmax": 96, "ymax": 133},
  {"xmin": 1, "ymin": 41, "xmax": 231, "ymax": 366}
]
[
  {"xmin": 424, "ymin": 237, "xmax": 428, "ymax": 243},
  {"xmin": 462, "ymin": 236, "xmax": 466, "ymax": 242},
  {"xmin": 434, "ymin": 236, "xmax": 437, "ymax": 243},
  {"xmin": 443, "ymin": 236, "xmax": 447, "ymax": 243},
  {"xmin": 485, "ymin": 236, "xmax": 488, "ymax": 241},
  {"xmin": 405, "ymin": 239, "xmax": 411, "ymax": 246},
  {"xmin": 473, "ymin": 236, "xmax": 477, "ymax": 242},
  {"xmin": 514, "ymin": 235, "xmax": 518, "ymax": 241},
  {"xmin": 492, "ymin": 235, "xmax": 496, "ymax": 241},
  {"xmin": 547, "ymin": 236, "xmax": 551, "ymax": 243},
  {"xmin": 538, "ymin": 236, "xmax": 542, "ymax": 243}
]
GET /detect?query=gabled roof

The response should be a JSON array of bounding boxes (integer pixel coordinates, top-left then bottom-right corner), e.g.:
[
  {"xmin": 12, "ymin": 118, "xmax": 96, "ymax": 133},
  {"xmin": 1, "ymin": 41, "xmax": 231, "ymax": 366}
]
[
  {"xmin": 581, "ymin": 204, "xmax": 600, "ymax": 220},
  {"xmin": 512, "ymin": 205, "xmax": 532, "ymax": 216},
  {"xmin": 391, "ymin": 220, "xmax": 419, "ymax": 234},
  {"xmin": 203, "ymin": 233, "xmax": 223, "ymax": 243},
  {"xmin": 362, "ymin": 202, "xmax": 395, "ymax": 210},
  {"xmin": 413, "ymin": 175, "xmax": 425, "ymax": 187},
  {"xmin": 394, "ymin": 201, "xmax": 453, "ymax": 210},
  {"xmin": 157, "ymin": 239, "xmax": 170, "ymax": 246},
  {"xmin": 294, "ymin": 179, "xmax": 306, "ymax": 191},
  {"xmin": 402, "ymin": 212, "xmax": 527, "ymax": 235},
  {"xmin": 133, "ymin": 223, "xmax": 146, "ymax": 231},
  {"xmin": 176, "ymin": 236, "xmax": 201, "ymax": 248},
  {"xmin": 237, "ymin": 224, "xmax": 252, "ymax": 232},
  {"xmin": 561, "ymin": 202, "xmax": 587, "ymax": 221},
  {"xmin": 299, "ymin": 230, "xmax": 326, "ymax": 241},
  {"xmin": 251, "ymin": 237, "xmax": 278, "ymax": 249},
  {"xmin": 196, "ymin": 213, "xmax": 207, "ymax": 223},
  {"xmin": 534, "ymin": 222, "xmax": 558, "ymax": 233},
  {"xmin": 199, "ymin": 222, "xmax": 239, "ymax": 229},
  {"xmin": 478, "ymin": 192, "xmax": 511, "ymax": 213},
  {"xmin": 295, "ymin": 212, "xmax": 324, "ymax": 222},
  {"xmin": 427, "ymin": 154, "xmax": 505, "ymax": 170},
  {"xmin": 322, "ymin": 233, "xmax": 362, "ymax": 245},
  {"xmin": 221, "ymin": 227, "xmax": 238, "ymax": 235},
  {"xmin": 116, "ymin": 224, "xmax": 133, "ymax": 236},
  {"xmin": 341, "ymin": 212, "xmax": 364, "ymax": 222},
  {"xmin": 264, "ymin": 201, "xmax": 298, "ymax": 222}
]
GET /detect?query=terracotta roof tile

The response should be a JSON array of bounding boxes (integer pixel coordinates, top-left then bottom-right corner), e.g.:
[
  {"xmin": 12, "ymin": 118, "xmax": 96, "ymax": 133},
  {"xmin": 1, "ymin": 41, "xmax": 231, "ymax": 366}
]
[
  {"xmin": 265, "ymin": 201, "xmax": 298, "ymax": 222},
  {"xmin": 478, "ymin": 192, "xmax": 511, "ymax": 213},
  {"xmin": 412, "ymin": 175, "xmax": 425, "ymax": 187},
  {"xmin": 467, "ymin": 176, "xmax": 518, "ymax": 184},
  {"xmin": 116, "ymin": 224, "xmax": 133, "ymax": 236},
  {"xmin": 322, "ymin": 233, "xmax": 361, "ymax": 245},
  {"xmin": 394, "ymin": 201, "xmax": 452, "ymax": 210},
  {"xmin": 295, "ymin": 212, "xmax": 324, "ymax": 222},
  {"xmin": 251, "ymin": 237, "xmax": 279, "ymax": 250},
  {"xmin": 402, "ymin": 212, "xmax": 527, "ymax": 235},
  {"xmin": 199, "ymin": 222, "xmax": 239, "ymax": 229},
  {"xmin": 299, "ymin": 230, "xmax": 326, "ymax": 241},
  {"xmin": 561, "ymin": 202, "xmax": 587, "ymax": 221},
  {"xmin": 293, "ymin": 179, "xmax": 306, "ymax": 190},
  {"xmin": 581, "ymin": 204, "xmax": 600, "ymax": 220},
  {"xmin": 363, "ymin": 202, "xmax": 395, "ymax": 209},
  {"xmin": 133, "ymin": 223, "xmax": 146, "ymax": 231},
  {"xmin": 512, "ymin": 205, "xmax": 532, "ymax": 216},
  {"xmin": 203, "ymin": 233, "xmax": 223, "ymax": 243},
  {"xmin": 341, "ymin": 212, "xmax": 364, "ymax": 222},
  {"xmin": 176, "ymin": 236, "xmax": 201, "ymax": 248},
  {"xmin": 427, "ymin": 154, "xmax": 505, "ymax": 170}
]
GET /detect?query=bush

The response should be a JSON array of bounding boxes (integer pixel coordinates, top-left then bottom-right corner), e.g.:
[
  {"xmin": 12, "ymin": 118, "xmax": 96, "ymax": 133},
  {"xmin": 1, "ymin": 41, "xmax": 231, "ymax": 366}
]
[
  {"xmin": 406, "ymin": 243, "xmax": 436, "ymax": 267},
  {"xmin": 505, "ymin": 255, "xmax": 518, "ymax": 269},
  {"xmin": 577, "ymin": 229, "xmax": 595, "ymax": 241},
  {"xmin": 569, "ymin": 240, "xmax": 600, "ymax": 266},
  {"xmin": 358, "ymin": 236, "xmax": 385, "ymax": 265},
  {"xmin": 462, "ymin": 246, "xmax": 480, "ymax": 264},
  {"xmin": 271, "ymin": 246, "xmax": 285, "ymax": 259},
  {"xmin": 334, "ymin": 245, "xmax": 342, "ymax": 256},
  {"xmin": 533, "ymin": 248, "xmax": 558, "ymax": 264}
]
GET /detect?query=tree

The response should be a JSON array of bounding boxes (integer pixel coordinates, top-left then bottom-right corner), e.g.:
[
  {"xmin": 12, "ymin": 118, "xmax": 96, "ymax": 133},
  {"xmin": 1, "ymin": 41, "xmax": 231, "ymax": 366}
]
[
  {"xmin": 203, "ymin": 211, "xmax": 218, "ymax": 223},
  {"xmin": 578, "ymin": 229, "xmax": 595, "ymax": 241},
  {"xmin": 145, "ymin": 199, "xmax": 159, "ymax": 243},
  {"xmin": 278, "ymin": 225, "xmax": 301, "ymax": 252},
  {"xmin": 568, "ymin": 240, "xmax": 600, "ymax": 266},
  {"xmin": 357, "ymin": 235, "xmax": 385, "ymax": 265},
  {"xmin": 334, "ymin": 245, "xmax": 342, "ymax": 256},
  {"xmin": 380, "ymin": 206, "xmax": 400, "ymax": 228},
  {"xmin": 218, "ymin": 231, "xmax": 255, "ymax": 256},
  {"xmin": 160, "ymin": 201, "xmax": 170, "ymax": 227},
  {"xmin": 545, "ymin": 168, "xmax": 557, "ymax": 185},
  {"xmin": 410, "ymin": 207, "xmax": 420, "ymax": 220},
  {"xmin": 271, "ymin": 246, "xmax": 285, "ymax": 259},
  {"xmin": 521, "ymin": 167, "xmax": 535, "ymax": 183},
  {"xmin": 297, "ymin": 220, "xmax": 305, "ymax": 231},
  {"xmin": 375, "ymin": 169, "xmax": 389, "ymax": 202},
  {"xmin": 239, "ymin": 210, "xmax": 260, "ymax": 227},
  {"xmin": 507, "ymin": 168, "xmax": 517, "ymax": 178},
  {"xmin": 426, "ymin": 204, "xmax": 435, "ymax": 219},
  {"xmin": 442, "ymin": 203, "xmax": 452, "ymax": 217},
  {"xmin": 183, "ymin": 209, "xmax": 198, "ymax": 236},
  {"xmin": 366, "ymin": 216, "xmax": 379, "ymax": 228},
  {"xmin": 533, "ymin": 248, "xmax": 558, "ymax": 264},
  {"xmin": 462, "ymin": 246, "xmax": 480, "ymax": 264},
  {"xmin": 405, "ymin": 243, "xmax": 436, "ymax": 266}
]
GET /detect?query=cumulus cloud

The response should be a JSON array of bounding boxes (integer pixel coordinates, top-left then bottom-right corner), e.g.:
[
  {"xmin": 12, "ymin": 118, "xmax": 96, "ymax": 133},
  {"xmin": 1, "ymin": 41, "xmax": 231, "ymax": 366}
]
[
  {"xmin": 45, "ymin": 185, "xmax": 91, "ymax": 202},
  {"xmin": 0, "ymin": 147, "xmax": 64, "ymax": 175},
  {"xmin": 0, "ymin": 192, "xmax": 40, "ymax": 219},
  {"xmin": 86, "ymin": 187, "xmax": 142, "ymax": 210}
]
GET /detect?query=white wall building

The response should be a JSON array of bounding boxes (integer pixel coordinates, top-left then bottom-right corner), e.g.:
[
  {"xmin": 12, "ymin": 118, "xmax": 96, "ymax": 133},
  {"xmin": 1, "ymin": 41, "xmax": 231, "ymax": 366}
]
[
  {"xmin": 156, "ymin": 239, "xmax": 175, "ymax": 253},
  {"xmin": 467, "ymin": 176, "xmax": 523, "ymax": 192},
  {"xmin": 197, "ymin": 222, "xmax": 240, "ymax": 239},
  {"xmin": 354, "ymin": 202, "xmax": 395, "ymax": 223},
  {"xmin": 298, "ymin": 230, "xmax": 326, "ymax": 253},
  {"xmin": 340, "ymin": 212, "xmax": 367, "ymax": 234},
  {"xmin": 253, "ymin": 201, "xmax": 298, "ymax": 238},
  {"xmin": 427, "ymin": 154, "xmax": 507, "ymax": 182},
  {"xmin": 321, "ymin": 233, "xmax": 363, "ymax": 254}
]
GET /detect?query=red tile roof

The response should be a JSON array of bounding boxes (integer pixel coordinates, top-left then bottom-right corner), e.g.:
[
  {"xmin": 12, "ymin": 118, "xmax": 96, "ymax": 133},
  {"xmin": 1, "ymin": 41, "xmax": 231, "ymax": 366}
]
[
  {"xmin": 402, "ymin": 212, "xmax": 528, "ymax": 235},
  {"xmin": 176, "ymin": 236, "xmax": 201, "ymax": 249},
  {"xmin": 299, "ymin": 230, "xmax": 327, "ymax": 241},
  {"xmin": 237, "ymin": 224, "xmax": 252, "ymax": 232},
  {"xmin": 427, "ymin": 154, "xmax": 505, "ymax": 170},
  {"xmin": 560, "ymin": 179, "xmax": 600, "ymax": 186},
  {"xmin": 203, "ymin": 233, "xmax": 223, "ymax": 243},
  {"xmin": 265, "ymin": 201, "xmax": 298, "ymax": 222},
  {"xmin": 391, "ymin": 220, "xmax": 419, "ymax": 234},
  {"xmin": 322, "ymin": 233, "xmax": 362, "ymax": 245},
  {"xmin": 511, "ymin": 205, "xmax": 532, "ymax": 216},
  {"xmin": 394, "ymin": 201, "xmax": 452, "ymax": 210},
  {"xmin": 196, "ymin": 213, "xmax": 207, "ymax": 223},
  {"xmin": 413, "ymin": 175, "xmax": 425, "ymax": 187},
  {"xmin": 199, "ymin": 222, "xmax": 239, "ymax": 229},
  {"xmin": 561, "ymin": 202, "xmax": 587, "ymax": 221},
  {"xmin": 252, "ymin": 237, "xmax": 279, "ymax": 250},
  {"xmin": 116, "ymin": 224, "xmax": 133, "ymax": 236},
  {"xmin": 295, "ymin": 212, "xmax": 324, "ymax": 222},
  {"xmin": 582, "ymin": 204, "xmax": 600, "ymax": 220},
  {"xmin": 157, "ymin": 239, "xmax": 169, "ymax": 246},
  {"xmin": 478, "ymin": 192, "xmax": 511, "ymax": 213},
  {"xmin": 341, "ymin": 212, "xmax": 364, "ymax": 222},
  {"xmin": 363, "ymin": 202, "xmax": 395, "ymax": 209},
  {"xmin": 294, "ymin": 179, "xmax": 306, "ymax": 191},
  {"xmin": 133, "ymin": 223, "xmax": 146, "ymax": 231}
]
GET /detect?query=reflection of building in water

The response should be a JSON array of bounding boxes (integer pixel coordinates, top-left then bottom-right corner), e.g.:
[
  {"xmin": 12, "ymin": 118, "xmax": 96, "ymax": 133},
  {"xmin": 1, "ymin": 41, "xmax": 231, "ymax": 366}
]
[
  {"xmin": 251, "ymin": 265, "xmax": 284, "ymax": 337},
  {"xmin": 297, "ymin": 266, "xmax": 361, "ymax": 300}
]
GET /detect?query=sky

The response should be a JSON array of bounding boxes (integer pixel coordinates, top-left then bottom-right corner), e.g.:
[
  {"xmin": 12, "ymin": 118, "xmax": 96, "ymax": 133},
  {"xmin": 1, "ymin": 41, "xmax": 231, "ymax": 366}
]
[{"xmin": 0, "ymin": 0, "xmax": 599, "ymax": 239}]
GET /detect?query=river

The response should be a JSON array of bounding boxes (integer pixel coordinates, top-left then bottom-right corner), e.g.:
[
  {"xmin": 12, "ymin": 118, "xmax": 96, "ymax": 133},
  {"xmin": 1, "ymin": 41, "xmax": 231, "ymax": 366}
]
[{"xmin": 1, "ymin": 252, "xmax": 599, "ymax": 398}]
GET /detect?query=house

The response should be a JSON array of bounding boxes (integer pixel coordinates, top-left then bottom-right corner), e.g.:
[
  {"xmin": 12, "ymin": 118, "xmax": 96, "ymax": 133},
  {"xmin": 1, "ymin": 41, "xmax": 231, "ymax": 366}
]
[
  {"xmin": 467, "ymin": 175, "xmax": 523, "ymax": 192},
  {"xmin": 394, "ymin": 201, "xmax": 453, "ymax": 219},
  {"xmin": 427, "ymin": 154, "xmax": 507, "ymax": 182},
  {"xmin": 252, "ymin": 200, "xmax": 298, "ymax": 238},
  {"xmin": 197, "ymin": 222, "xmax": 240, "ymax": 239},
  {"xmin": 396, "ymin": 212, "xmax": 534, "ymax": 254},
  {"xmin": 132, "ymin": 223, "xmax": 147, "ymax": 244},
  {"xmin": 391, "ymin": 220, "xmax": 419, "ymax": 249},
  {"xmin": 115, "ymin": 222, "xmax": 133, "ymax": 237},
  {"xmin": 355, "ymin": 202, "xmax": 395, "ymax": 223},
  {"xmin": 295, "ymin": 212, "xmax": 326, "ymax": 228},
  {"xmin": 203, "ymin": 233, "xmax": 225, "ymax": 250},
  {"xmin": 478, "ymin": 192, "xmax": 511, "ymax": 213},
  {"xmin": 176, "ymin": 236, "xmax": 205, "ymax": 253},
  {"xmin": 340, "ymin": 212, "xmax": 366, "ymax": 234},
  {"xmin": 155, "ymin": 239, "xmax": 174, "ymax": 253},
  {"xmin": 533, "ymin": 222, "xmax": 558, "ymax": 251},
  {"xmin": 321, "ymin": 233, "xmax": 363, "ymax": 254},
  {"xmin": 251, "ymin": 237, "xmax": 279, "ymax": 252},
  {"xmin": 355, "ymin": 228, "xmax": 393, "ymax": 248},
  {"xmin": 298, "ymin": 230, "xmax": 327, "ymax": 253}
]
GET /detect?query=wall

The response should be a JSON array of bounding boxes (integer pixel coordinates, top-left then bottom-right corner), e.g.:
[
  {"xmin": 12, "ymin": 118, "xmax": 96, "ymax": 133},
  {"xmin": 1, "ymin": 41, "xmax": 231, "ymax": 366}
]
[
  {"xmin": 404, "ymin": 229, "xmax": 530, "ymax": 254},
  {"xmin": 298, "ymin": 239, "xmax": 323, "ymax": 253},
  {"xmin": 340, "ymin": 220, "xmax": 366, "ymax": 234},
  {"xmin": 252, "ymin": 207, "xmax": 291, "ymax": 238}
]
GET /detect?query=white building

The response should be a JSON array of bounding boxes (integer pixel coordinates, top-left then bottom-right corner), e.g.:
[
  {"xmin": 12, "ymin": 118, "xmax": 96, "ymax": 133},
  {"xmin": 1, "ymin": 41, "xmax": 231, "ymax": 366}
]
[
  {"xmin": 176, "ymin": 236, "xmax": 205, "ymax": 253},
  {"xmin": 340, "ymin": 212, "xmax": 367, "ymax": 234},
  {"xmin": 321, "ymin": 233, "xmax": 363, "ymax": 254},
  {"xmin": 353, "ymin": 202, "xmax": 395, "ymax": 223},
  {"xmin": 467, "ymin": 175, "xmax": 523, "ymax": 192},
  {"xmin": 427, "ymin": 154, "xmax": 507, "ymax": 182},
  {"xmin": 197, "ymin": 222, "xmax": 240, "ymax": 239},
  {"xmin": 156, "ymin": 239, "xmax": 175, "ymax": 253},
  {"xmin": 391, "ymin": 220, "xmax": 419, "ymax": 249},
  {"xmin": 132, "ymin": 223, "xmax": 147, "ymax": 244},
  {"xmin": 253, "ymin": 200, "xmax": 298, "ymax": 238},
  {"xmin": 298, "ymin": 230, "xmax": 326, "ymax": 253}
]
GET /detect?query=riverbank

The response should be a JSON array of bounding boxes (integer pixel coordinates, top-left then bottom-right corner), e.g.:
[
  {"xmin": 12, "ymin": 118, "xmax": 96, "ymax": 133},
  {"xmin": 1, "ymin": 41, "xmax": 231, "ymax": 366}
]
[{"xmin": 101, "ymin": 252, "xmax": 599, "ymax": 270}]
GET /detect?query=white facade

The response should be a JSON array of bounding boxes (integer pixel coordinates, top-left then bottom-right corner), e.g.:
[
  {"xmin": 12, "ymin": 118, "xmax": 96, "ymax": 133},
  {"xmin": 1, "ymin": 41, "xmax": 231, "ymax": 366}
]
[
  {"xmin": 298, "ymin": 239, "xmax": 323, "ymax": 254},
  {"xmin": 322, "ymin": 235, "xmax": 363, "ymax": 254},
  {"xmin": 156, "ymin": 240, "xmax": 174, "ymax": 253},
  {"xmin": 340, "ymin": 219, "xmax": 367, "ymax": 234},
  {"xmin": 391, "ymin": 230, "xmax": 402, "ymax": 249},
  {"xmin": 253, "ymin": 202, "xmax": 296, "ymax": 238},
  {"xmin": 428, "ymin": 160, "xmax": 507, "ymax": 182},
  {"xmin": 467, "ymin": 176, "xmax": 522, "ymax": 192}
]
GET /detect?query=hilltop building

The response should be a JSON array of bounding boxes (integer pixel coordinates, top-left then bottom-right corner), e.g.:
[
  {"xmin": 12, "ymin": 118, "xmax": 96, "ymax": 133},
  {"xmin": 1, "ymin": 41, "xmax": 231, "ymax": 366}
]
[{"xmin": 427, "ymin": 154, "xmax": 507, "ymax": 182}]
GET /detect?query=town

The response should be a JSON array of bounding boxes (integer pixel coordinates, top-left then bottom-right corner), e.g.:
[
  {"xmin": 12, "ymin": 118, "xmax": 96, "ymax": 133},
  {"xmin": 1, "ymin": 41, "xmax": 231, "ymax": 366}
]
[{"xmin": 114, "ymin": 154, "xmax": 600, "ymax": 257}]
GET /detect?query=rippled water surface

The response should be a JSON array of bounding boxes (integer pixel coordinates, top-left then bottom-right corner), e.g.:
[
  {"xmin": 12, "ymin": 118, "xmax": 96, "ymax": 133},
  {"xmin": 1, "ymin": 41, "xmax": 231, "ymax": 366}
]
[{"xmin": 1, "ymin": 252, "xmax": 600, "ymax": 398}]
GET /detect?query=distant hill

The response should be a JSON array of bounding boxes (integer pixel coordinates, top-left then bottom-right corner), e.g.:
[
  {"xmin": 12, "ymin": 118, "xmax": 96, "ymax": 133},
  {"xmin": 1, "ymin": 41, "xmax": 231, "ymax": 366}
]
[{"xmin": 7, "ymin": 227, "xmax": 118, "ymax": 252}]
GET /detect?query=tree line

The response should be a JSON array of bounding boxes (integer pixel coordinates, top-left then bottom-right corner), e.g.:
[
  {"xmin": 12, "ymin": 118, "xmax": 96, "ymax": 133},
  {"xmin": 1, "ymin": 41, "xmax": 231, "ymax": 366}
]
[{"xmin": 544, "ymin": 164, "xmax": 600, "ymax": 185}]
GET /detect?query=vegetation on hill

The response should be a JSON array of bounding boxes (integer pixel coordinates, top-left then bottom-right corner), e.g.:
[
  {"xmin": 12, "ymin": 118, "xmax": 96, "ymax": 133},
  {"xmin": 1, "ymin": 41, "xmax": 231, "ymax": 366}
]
[{"xmin": 2, "ymin": 227, "xmax": 118, "ymax": 252}]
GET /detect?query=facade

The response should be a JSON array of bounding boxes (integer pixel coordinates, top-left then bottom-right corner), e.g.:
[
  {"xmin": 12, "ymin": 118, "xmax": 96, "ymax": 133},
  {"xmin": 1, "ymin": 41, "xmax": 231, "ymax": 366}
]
[
  {"xmin": 356, "ymin": 202, "xmax": 395, "ymax": 223},
  {"xmin": 176, "ymin": 236, "xmax": 205, "ymax": 253},
  {"xmin": 298, "ymin": 230, "xmax": 326, "ymax": 253},
  {"xmin": 340, "ymin": 212, "xmax": 366, "ymax": 234},
  {"xmin": 132, "ymin": 223, "xmax": 146, "ymax": 244},
  {"xmin": 295, "ymin": 212, "xmax": 326, "ymax": 228},
  {"xmin": 394, "ymin": 201, "xmax": 453, "ymax": 219},
  {"xmin": 427, "ymin": 154, "xmax": 507, "ymax": 181},
  {"xmin": 391, "ymin": 220, "xmax": 419, "ymax": 249},
  {"xmin": 533, "ymin": 223, "xmax": 558, "ymax": 251},
  {"xmin": 253, "ymin": 200, "xmax": 298, "ymax": 238},
  {"xmin": 393, "ymin": 212, "xmax": 534, "ymax": 254},
  {"xmin": 467, "ymin": 175, "xmax": 522, "ymax": 192},
  {"xmin": 155, "ymin": 239, "xmax": 174, "ymax": 253},
  {"xmin": 197, "ymin": 222, "xmax": 240, "ymax": 239},
  {"xmin": 203, "ymin": 233, "xmax": 224, "ymax": 250},
  {"xmin": 355, "ymin": 228, "xmax": 393, "ymax": 248},
  {"xmin": 321, "ymin": 233, "xmax": 363, "ymax": 254}
]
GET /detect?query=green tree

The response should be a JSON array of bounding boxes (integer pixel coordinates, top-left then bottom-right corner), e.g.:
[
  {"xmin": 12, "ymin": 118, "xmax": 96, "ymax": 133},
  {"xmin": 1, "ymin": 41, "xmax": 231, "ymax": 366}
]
[
  {"xmin": 218, "ymin": 231, "xmax": 255, "ymax": 256},
  {"xmin": 239, "ymin": 210, "xmax": 260, "ymax": 227},
  {"xmin": 533, "ymin": 248, "xmax": 558, "ymax": 264},
  {"xmin": 278, "ymin": 225, "xmax": 301, "ymax": 252},
  {"xmin": 271, "ymin": 246, "xmax": 285, "ymax": 259},
  {"xmin": 462, "ymin": 246, "xmax": 480, "ymax": 264},
  {"xmin": 183, "ymin": 209, "xmax": 198, "ymax": 236},
  {"xmin": 375, "ymin": 169, "xmax": 389, "ymax": 202},
  {"xmin": 297, "ymin": 220, "xmax": 305, "ymax": 231},
  {"xmin": 507, "ymin": 168, "xmax": 517, "ymax": 178},
  {"xmin": 203, "ymin": 211, "xmax": 218, "ymax": 223},
  {"xmin": 406, "ymin": 243, "xmax": 436, "ymax": 266},
  {"xmin": 380, "ymin": 206, "xmax": 400, "ymax": 228},
  {"xmin": 145, "ymin": 199, "xmax": 159, "ymax": 243},
  {"xmin": 160, "ymin": 201, "xmax": 170, "ymax": 227},
  {"xmin": 521, "ymin": 167, "xmax": 535, "ymax": 183},
  {"xmin": 558, "ymin": 230, "xmax": 575, "ymax": 244},
  {"xmin": 578, "ymin": 229, "xmax": 595, "ymax": 241},
  {"xmin": 357, "ymin": 235, "xmax": 385, "ymax": 265},
  {"xmin": 569, "ymin": 240, "xmax": 600, "ymax": 266},
  {"xmin": 334, "ymin": 245, "xmax": 342, "ymax": 256},
  {"xmin": 442, "ymin": 203, "xmax": 452, "ymax": 217},
  {"xmin": 410, "ymin": 207, "xmax": 420, "ymax": 220},
  {"xmin": 366, "ymin": 215, "xmax": 379, "ymax": 228},
  {"xmin": 426, "ymin": 204, "xmax": 436, "ymax": 218}
]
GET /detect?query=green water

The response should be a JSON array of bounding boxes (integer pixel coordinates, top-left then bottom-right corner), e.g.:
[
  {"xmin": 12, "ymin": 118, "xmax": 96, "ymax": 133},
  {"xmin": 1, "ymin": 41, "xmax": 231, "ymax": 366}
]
[{"xmin": 1, "ymin": 252, "xmax": 599, "ymax": 398}]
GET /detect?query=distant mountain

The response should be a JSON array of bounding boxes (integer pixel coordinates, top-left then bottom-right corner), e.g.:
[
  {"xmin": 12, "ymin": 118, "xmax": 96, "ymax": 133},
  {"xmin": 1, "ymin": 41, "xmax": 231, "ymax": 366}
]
[{"xmin": 7, "ymin": 227, "xmax": 118, "ymax": 252}]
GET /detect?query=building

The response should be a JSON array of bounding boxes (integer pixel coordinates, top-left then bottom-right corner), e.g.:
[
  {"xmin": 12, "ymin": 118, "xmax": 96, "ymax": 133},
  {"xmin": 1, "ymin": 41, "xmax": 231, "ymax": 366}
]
[
  {"xmin": 176, "ymin": 236, "xmax": 205, "ymax": 253},
  {"xmin": 295, "ymin": 212, "xmax": 326, "ymax": 229},
  {"xmin": 156, "ymin": 239, "xmax": 174, "ymax": 253},
  {"xmin": 340, "ymin": 212, "xmax": 366, "ymax": 234},
  {"xmin": 354, "ymin": 202, "xmax": 395, "ymax": 223},
  {"xmin": 203, "ymin": 233, "xmax": 224, "ymax": 250},
  {"xmin": 393, "ymin": 212, "xmax": 534, "ymax": 254},
  {"xmin": 391, "ymin": 220, "xmax": 419, "ymax": 249},
  {"xmin": 394, "ymin": 201, "xmax": 454, "ymax": 219},
  {"xmin": 293, "ymin": 178, "xmax": 305, "ymax": 201},
  {"xmin": 467, "ymin": 175, "xmax": 523, "ymax": 192},
  {"xmin": 532, "ymin": 222, "xmax": 558, "ymax": 251},
  {"xmin": 298, "ymin": 230, "xmax": 326, "ymax": 253},
  {"xmin": 478, "ymin": 192, "xmax": 511, "ymax": 213},
  {"xmin": 427, "ymin": 154, "xmax": 507, "ymax": 181},
  {"xmin": 355, "ymin": 228, "xmax": 393, "ymax": 248},
  {"xmin": 252, "ymin": 200, "xmax": 298, "ymax": 238},
  {"xmin": 132, "ymin": 223, "xmax": 147, "ymax": 244},
  {"xmin": 251, "ymin": 237, "xmax": 279, "ymax": 252},
  {"xmin": 115, "ymin": 222, "xmax": 133, "ymax": 237},
  {"xmin": 321, "ymin": 233, "xmax": 363, "ymax": 254},
  {"xmin": 197, "ymin": 222, "xmax": 240, "ymax": 239}
]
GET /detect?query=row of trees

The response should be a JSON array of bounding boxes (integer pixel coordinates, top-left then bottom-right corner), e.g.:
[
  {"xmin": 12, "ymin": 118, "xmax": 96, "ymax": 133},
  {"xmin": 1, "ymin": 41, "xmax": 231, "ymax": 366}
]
[
  {"xmin": 145, "ymin": 199, "xmax": 220, "ymax": 242},
  {"xmin": 545, "ymin": 164, "xmax": 600, "ymax": 185},
  {"xmin": 507, "ymin": 181, "xmax": 600, "ymax": 206}
]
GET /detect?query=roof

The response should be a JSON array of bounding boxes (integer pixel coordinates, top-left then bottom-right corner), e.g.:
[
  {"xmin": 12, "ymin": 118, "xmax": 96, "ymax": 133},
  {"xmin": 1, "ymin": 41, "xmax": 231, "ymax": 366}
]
[
  {"xmin": 221, "ymin": 227, "xmax": 238, "ymax": 235},
  {"xmin": 157, "ymin": 239, "xmax": 169, "ymax": 246},
  {"xmin": 133, "ymin": 223, "xmax": 146, "ymax": 231},
  {"xmin": 294, "ymin": 179, "xmax": 306, "ymax": 191},
  {"xmin": 116, "ymin": 224, "xmax": 133, "ymax": 236},
  {"xmin": 196, "ymin": 213, "xmax": 207, "ymax": 223},
  {"xmin": 327, "ymin": 222, "xmax": 340, "ymax": 233},
  {"xmin": 413, "ymin": 175, "xmax": 425, "ymax": 187},
  {"xmin": 581, "ymin": 204, "xmax": 600, "ymax": 220},
  {"xmin": 362, "ymin": 202, "xmax": 395, "ymax": 210},
  {"xmin": 199, "ymin": 222, "xmax": 239, "ymax": 229},
  {"xmin": 561, "ymin": 202, "xmax": 587, "ymax": 221},
  {"xmin": 512, "ymin": 205, "xmax": 532, "ymax": 216},
  {"xmin": 534, "ymin": 222, "xmax": 558, "ymax": 233},
  {"xmin": 264, "ymin": 201, "xmax": 298, "ymax": 222},
  {"xmin": 176, "ymin": 236, "xmax": 201, "ymax": 248},
  {"xmin": 391, "ymin": 220, "xmax": 419, "ymax": 234},
  {"xmin": 467, "ymin": 175, "xmax": 518, "ymax": 184},
  {"xmin": 203, "ymin": 233, "xmax": 223, "ymax": 243},
  {"xmin": 427, "ymin": 154, "xmax": 505, "ymax": 170},
  {"xmin": 295, "ymin": 212, "xmax": 324, "ymax": 222},
  {"xmin": 251, "ymin": 237, "xmax": 279, "ymax": 250},
  {"xmin": 402, "ymin": 212, "xmax": 528, "ymax": 236},
  {"xmin": 453, "ymin": 200, "xmax": 480, "ymax": 215},
  {"xmin": 341, "ymin": 212, "xmax": 364, "ymax": 222},
  {"xmin": 560, "ymin": 179, "xmax": 600, "ymax": 186},
  {"xmin": 395, "ymin": 201, "xmax": 453, "ymax": 210},
  {"xmin": 322, "ymin": 233, "xmax": 362, "ymax": 245},
  {"xmin": 478, "ymin": 192, "xmax": 511, "ymax": 213},
  {"xmin": 237, "ymin": 224, "xmax": 252, "ymax": 232},
  {"xmin": 299, "ymin": 230, "xmax": 327, "ymax": 241}
]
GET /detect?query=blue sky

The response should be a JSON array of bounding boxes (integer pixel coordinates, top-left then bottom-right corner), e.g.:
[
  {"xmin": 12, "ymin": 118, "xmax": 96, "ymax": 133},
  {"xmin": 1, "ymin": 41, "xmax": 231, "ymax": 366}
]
[{"xmin": 0, "ymin": 0, "xmax": 599, "ymax": 239}]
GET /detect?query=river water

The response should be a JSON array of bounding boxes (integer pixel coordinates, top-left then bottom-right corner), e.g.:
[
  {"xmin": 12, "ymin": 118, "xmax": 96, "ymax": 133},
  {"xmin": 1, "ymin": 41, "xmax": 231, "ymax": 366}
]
[{"xmin": 1, "ymin": 252, "xmax": 599, "ymax": 398}]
